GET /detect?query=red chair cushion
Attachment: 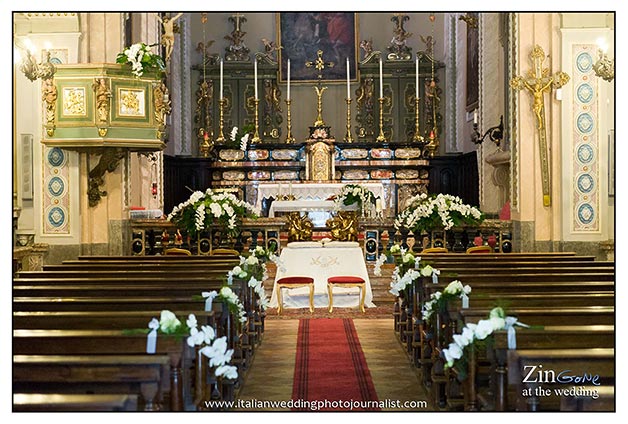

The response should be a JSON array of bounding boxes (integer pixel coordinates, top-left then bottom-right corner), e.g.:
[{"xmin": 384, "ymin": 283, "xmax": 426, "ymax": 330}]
[
  {"xmin": 327, "ymin": 276, "xmax": 365, "ymax": 284},
  {"xmin": 277, "ymin": 276, "xmax": 314, "ymax": 285}
]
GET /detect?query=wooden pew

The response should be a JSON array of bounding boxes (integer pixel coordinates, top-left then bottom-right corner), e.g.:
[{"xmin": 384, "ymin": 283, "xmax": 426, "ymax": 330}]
[
  {"xmin": 13, "ymin": 329, "xmax": 193, "ymax": 411},
  {"xmin": 13, "ymin": 393, "xmax": 139, "ymax": 411},
  {"xmin": 458, "ymin": 306, "xmax": 614, "ymax": 327},
  {"xmin": 14, "ymin": 354, "xmax": 169, "ymax": 411},
  {"xmin": 507, "ymin": 348, "xmax": 614, "ymax": 411}
]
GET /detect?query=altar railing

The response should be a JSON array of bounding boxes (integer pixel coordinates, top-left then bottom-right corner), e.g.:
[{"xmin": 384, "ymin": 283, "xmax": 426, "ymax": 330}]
[{"xmin": 130, "ymin": 218, "xmax": 285, "ymax": 256}]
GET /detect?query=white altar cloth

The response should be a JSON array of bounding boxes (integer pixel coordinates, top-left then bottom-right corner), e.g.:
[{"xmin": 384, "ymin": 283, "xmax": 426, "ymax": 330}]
[
  {"xmin": 269, "ymin": 242, "xmax": 376, "ymax": 310},
  {"xmin": 256, "ymin": 182, "xmax": 385, "ymax": 211}
]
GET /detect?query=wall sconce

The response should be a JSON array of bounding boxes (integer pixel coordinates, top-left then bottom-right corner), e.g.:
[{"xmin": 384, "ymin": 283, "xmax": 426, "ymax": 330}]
[
  {"xmin": 472, "ymin": 114, "xmax": 504, "ymax": 147},
  {"xmin": 16, "ymin": 41, "xmax": 56, "ymax": 81},
  {"xmin": 458, "ymin": 13, "xmax": 478, "ymax": 29},
  {"xmin": 593, "ymin": 50, "xmax": 614, "ymax": 82}
]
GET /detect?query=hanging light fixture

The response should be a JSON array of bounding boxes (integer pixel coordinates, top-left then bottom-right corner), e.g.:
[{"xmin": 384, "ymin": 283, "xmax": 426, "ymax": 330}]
[{"xmin": 592, "ymin": 37, "xmax": 614, "ymax": 82}]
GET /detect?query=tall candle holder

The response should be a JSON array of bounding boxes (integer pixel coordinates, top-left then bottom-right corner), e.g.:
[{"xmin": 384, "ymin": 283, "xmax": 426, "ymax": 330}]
[
  {"xmin": 251, "ymin": 98, "xmax": 261, "ymax": 143},
  {"xmin": 344, "ymin": 98, "xmax": 353, "ymax": 142},
  {"xmin": 376, "ymin": 97, "xmax": 386, "ymax": 142},
  {"xmin": 412, "ymin": 97, "xmax": 424, "ymax": 143},
  {"xmin": 216, "ymin": 98, "xmax": 226, "ymax": 142},
  {"xmin": 285, "ymin": 99, "xmax": 295, "ymax": 143}
]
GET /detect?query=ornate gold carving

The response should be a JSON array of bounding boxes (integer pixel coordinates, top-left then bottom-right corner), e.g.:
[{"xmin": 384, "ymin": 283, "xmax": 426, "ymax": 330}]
[
  {"xmin": 510, "ymin": 44, "xmax": 570, "ymax": 207},
  {"xmin": 251, "ymin": 98, "xmax": 261, "ymax": 143},
  {"xmin": 153, "ymin": 80, "xmax": 171, "ymax": 140},
  {"xmin": 92, "ymin": 77, "xmax": 111, "ymax": 136},
  {"xmin": 224, "ymin": 13, "xmax": 250, "ymax": 61},
  {"xmin": 376, "ymin": 97, "xmax": 387, "ymax": 141},
  {"xmin": 306, "ymin": 50, "xmax": 334, "ymax": 127},
  {"xmin": 307, "ymin": 141, "xmax": 334, "ymax": 181},
  {"xmin": 344, "ymin": 98, "xmax": 353, "ymax": 142},
  {"xmin": 355, "ymin": 77, "xmax": 375, "ymax": 139},
  {"xmin": 62, "ymin": 87, "xmax": 86, "ymax": 116},
  {"xmin": 327, "ymin": 211, "xmax": 359, "ymax": 241},
  {"xmin": 285, "ymin": 99, "xmax": 295, "ymax": 143},
  {"xmin": 119, "ymin": 89, "xmax": 142, "ymax": 116},
  {"xmin": 313, "ymin": 86, "xmax": 328, "ymax": 127},
  {"xmin": 286, "ymin": 212, "xmax": 313, "ymax": 242},
  {"xmin": 387, "ymin": 13, "xmax": 413, "ymax": 61},
  {"xmin": 41, "ymin": 78, "xmax": 57, "ymax": 136}
]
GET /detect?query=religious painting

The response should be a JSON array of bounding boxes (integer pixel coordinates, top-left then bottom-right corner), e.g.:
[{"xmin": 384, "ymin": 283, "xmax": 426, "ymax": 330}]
[
  {"xmin": 465, "ymin": 13, "xmax": 479, "ymax": 111},
  {"xmin": 277, "ymin": 12, "xmax": 359, "ymax": 83}
]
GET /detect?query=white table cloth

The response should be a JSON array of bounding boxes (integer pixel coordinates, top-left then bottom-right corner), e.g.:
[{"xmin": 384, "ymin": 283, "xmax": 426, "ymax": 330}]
[{"xmin": 269, "ymin": 242, "xmax": 376, "ymax": 310}]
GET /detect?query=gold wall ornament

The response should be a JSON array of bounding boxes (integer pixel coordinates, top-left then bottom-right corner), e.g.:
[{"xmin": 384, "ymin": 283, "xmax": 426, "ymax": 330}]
[
  {"xmin": 92, "ymin": 77, "xmax": 111, "ymax": 137},
  {"xmin": 592, "ymin": 49, "xmax": 614, "ymax": 82},
  {"xmin": 510, "ymin": 44, "xmax": 570, "ymax": 207},
  {"xmin": 386, "ymin": 13, "xmax": 413, "ymax": 61},
  {"xmin": 286, "ymin": 212, "xmax": 313, "ymax": 242},
  {"xmin": 313, "ymin": 85, "xmax": 328, "ymax": 127},
  {"xmin": 62, "ymin": 87, "xmax": 86, "ymax": 116},
  {"xmin": 41, "ymin": 78, "xmax": 57, "ymax": 136},
  {"xmin": 153, "ymin": 80, "xmax": 171, "ymax": 140},
  {"xmin": 327, "ymin": 211, "xmax": 359, "ymax": 241}
]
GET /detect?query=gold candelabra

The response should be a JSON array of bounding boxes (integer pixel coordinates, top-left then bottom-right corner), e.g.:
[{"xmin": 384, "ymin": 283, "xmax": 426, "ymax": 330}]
[
  {"xmin": 216, "ymin": 98, "xmax": 226, "ymax": 142},
  {"xmin": 376, "ymin": 97, "xmax": 386, "ymax": 142},
  {"xmin": 251, "ymin": 98, "xmax": 261, "ymax": 143},
  {"xmin": 344, "ymin": 98, "xmax": 353, "ymax": 142},
  {"xmin": 412, "ymin": 97, "xmax": 424, "ymax": 143},
  {"xmin": 285, "ymin": 99, "xmax": 295, "ymax": 143}
]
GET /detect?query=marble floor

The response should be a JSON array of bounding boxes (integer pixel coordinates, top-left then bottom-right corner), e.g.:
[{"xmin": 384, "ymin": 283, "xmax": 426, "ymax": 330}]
[{"xmin": 237, "ymin": 318, "xmax": 432, "ymax": 412}]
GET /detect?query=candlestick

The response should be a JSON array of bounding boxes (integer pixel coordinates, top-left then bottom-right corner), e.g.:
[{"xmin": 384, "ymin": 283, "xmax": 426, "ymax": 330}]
[
  {"xmin": 415, "ymin": 57, "xmax": 419, "ymax": 98},
  {"xmin": 278, "ymin": 183, "xmax": 282, "ymax": 197},
  {"xmin": 344, "ymin": 98, "xmax": 353, "ymax": 142},
  {"xmin": 412, "ymin": 97, "xmax": 424, "ymax": 143},
  {"xmin": 251, "ymin": 98, "xmax": 261, "ymax": 143},
  {"xmin": 285, "ymin": 99, "xmax": 295, "ymax": 143},
  {"xmin": 346, "ymin": 57, "xmax": 351, "ymax": 99},
  {"xmin": 253, "ymin": 57, "xmax": 258, "ymax": 100},
  {"xmin": 379, "ymin": 58, "xmax": 383, "ymax": 98},
  {"xmin": 220, "ymin": 58, "xmax": 223, "ymax": 100},
  {"xmin": 376, "ymin": 97, "xmax": 386, "ymax": 142},
  {"xmin": 287, "ymin": 59, "xmax": 291, "ymax": 100},
  {"xmin": 216, "ymin": 98, "xmax": 226, "ymax": 142}
]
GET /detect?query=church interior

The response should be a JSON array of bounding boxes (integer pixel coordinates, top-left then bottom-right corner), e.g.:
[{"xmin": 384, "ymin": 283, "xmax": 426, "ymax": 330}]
[{"xmin": 10, "ymin": 11, "xmax": 616, "ymax": 413}]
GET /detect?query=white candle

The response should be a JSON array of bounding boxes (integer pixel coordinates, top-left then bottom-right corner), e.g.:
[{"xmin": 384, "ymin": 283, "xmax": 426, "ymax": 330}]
[
  {"xmin": 254, "ymin": 57, "xmax": 258, "ymax": 100},
  {"xmin": 415, "ymin": 57, "xmax": 419, "ymax": 98},
  {"xmin": 346, "ymin": 57, "xmax": 350, "ymax": 99},
  {"xmin": 278, "ymin": 183, "xmax": 282, "ymax": 197},
  {"xmin": 289, "ymin": 181, "xmax": 293, "ymax": 195},
  {"xmin": 376, "ymin": 198, "xmax": 382, "ymax": 213},
  {"xmin": 379, "ymin": 58, "xmax": 383, "ymax": 98},
  {"xmin": 287, "ymin": 59, "xmax": 291, "ymax": 100},
  {"xmin": 473, "ymin": 110, "xmax": 478, "ymax": 124},
  {"xmin": 219, "ymin": 58, "xmax": 223, "ymax": 100}
]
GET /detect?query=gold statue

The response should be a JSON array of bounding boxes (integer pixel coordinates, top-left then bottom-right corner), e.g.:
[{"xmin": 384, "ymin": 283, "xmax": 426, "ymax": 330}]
[
  {"xmin": 326, "ymin": 211, "xmax": 359, "ymax": 242},
  {"xmin": 286, "ymin": 212, "xmax": 313, "ymax": 242}
]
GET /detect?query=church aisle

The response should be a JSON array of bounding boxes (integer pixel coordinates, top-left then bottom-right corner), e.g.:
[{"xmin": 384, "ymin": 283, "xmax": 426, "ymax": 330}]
[{"xmin": 237, "ymin": 318, "xmax": 431, "ymax": 412}]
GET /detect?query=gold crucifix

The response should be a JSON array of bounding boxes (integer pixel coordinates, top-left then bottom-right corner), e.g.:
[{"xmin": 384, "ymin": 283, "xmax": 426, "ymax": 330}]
[
  {"xmin": 510, "ymin": 45, "xmax": 569, "ymax": 207},
  {"xmin": 306, "ymin": 50, "xmax": 335, "ymax": 127}
]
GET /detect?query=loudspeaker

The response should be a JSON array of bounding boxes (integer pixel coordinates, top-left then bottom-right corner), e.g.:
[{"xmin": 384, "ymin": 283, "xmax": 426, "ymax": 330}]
[
  {"xmin": 131, "ymin": 230, "xmax": 145, "ymax": 255},
  {"xmin": 364, "ymin": 230, "xmax": 379, "ymax": 261}
]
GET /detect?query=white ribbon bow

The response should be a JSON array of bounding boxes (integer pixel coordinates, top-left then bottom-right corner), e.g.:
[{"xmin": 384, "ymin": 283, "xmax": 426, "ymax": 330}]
[
  {"xmin": 202, "ymin": 290, "xmax": 218, "ymax": 312},
  {"xmin": 146, "ymin": 318, "xmax": 159, "ymax": 354},
  {"xmin": 432, "ymin": 268, "xmax": 441, "ymax": 284},
  {"xmin": 461, "ymin": 292, "xmax": 469, "ymax": 309},
  {"xmin": 505, "ymin": 316, "xmax": 530, "ymax": 350}
]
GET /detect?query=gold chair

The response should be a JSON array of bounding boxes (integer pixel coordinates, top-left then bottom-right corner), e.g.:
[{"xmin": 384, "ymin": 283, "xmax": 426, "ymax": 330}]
[
  {"xmin": 421, "ymin": 247, "xmax": 449, "ymax": 254},
  {"xmin": 466, "ymin": 245, "xmax": 493, "ymax": 254},
  {"xmin": 276, "ymin": 276, "xmax": 315, "ymax": 314},
  {"xmin": 163, "ymin": 247, "xmax": 192, "ymax": 256},
  {"xmin": 210, "ymin": 248, "xmax": 239, "ymax": 256}
]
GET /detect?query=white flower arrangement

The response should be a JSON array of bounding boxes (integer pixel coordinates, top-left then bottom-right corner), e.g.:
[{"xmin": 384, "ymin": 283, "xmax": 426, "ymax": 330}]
[
  {"xmin": 334, "ymin": 184, "xmax": 376, "ymax": 210},
  {"xmin": 422, "ymin": 280, "xmax": 472, "ymax": 321},
  {"xmin": 116, "ymin": 42, "xmax": 165, "ymax": 78},
  {"xmin": 224, "ymin": 245, "xmax": 278, "ymax": 311},
  {"xmin": 146, "ymin": 310, "xmax": 238, "ymax": 380},
  {"xmin": 373, "ymin": 253, "xmax": 388, "ymax": 276},
  {"xmin": 167, "ymin": 188, "xmax": 259, "ymax": 237},
  {"xmin": 394, "ymin": 193, "xmax": 483, "ymax": 233},
  {"xmin": 441, "ymin": 307, "xmax": 529, "ymax": 378}
]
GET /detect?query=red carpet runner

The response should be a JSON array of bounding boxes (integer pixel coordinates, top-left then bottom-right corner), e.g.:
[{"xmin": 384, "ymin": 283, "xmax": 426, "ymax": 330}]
[{"xmin": 292, "ymin": 318, "xmax": 380, "ymax": 411}]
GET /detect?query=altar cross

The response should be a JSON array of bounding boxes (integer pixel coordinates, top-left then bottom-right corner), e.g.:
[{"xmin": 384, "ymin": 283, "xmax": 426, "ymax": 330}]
[
  {"xmin": 230, "ymin": 13, "xmax": 245, "ymax": 32},
  {"xmin": 510, "ymin": 44, "xmax": 569, "ymax": 207},
  {"xmin": 306, "ymin": 50, "xmax": 335, "ymax": 127},
  {"xmin": 305, "ymin": 49, "xmax": 335, "ymax": 80}
]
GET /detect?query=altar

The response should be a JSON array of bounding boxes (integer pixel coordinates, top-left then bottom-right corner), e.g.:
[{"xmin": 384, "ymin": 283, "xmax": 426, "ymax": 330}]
[
  {"xmin": 256, "ymin": 182, "xmax": 385, "ymax": 212},
  {"xmin": 269, "ymin": 241, "xmax": 376, "ymax": 310}
]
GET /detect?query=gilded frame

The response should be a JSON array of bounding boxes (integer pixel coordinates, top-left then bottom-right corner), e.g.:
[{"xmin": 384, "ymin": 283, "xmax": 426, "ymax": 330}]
[{"xmin": 277, "ymin": 12, "xmax": 359, "ymax": 83}]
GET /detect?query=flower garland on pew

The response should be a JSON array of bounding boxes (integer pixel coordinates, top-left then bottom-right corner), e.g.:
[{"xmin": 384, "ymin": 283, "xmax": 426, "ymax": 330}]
[
  {"xmin": 140, "ymin": 310, "xmax": 238, "ymax": 380},
  {"xmin": 394, "ymin": 193, "xmax": 484, "ymax": 233},
  {"xmin": 422, "ymin": 280, "xmax": 472, "ymax": 323},
  {"xmin": 440, "ymin": 306, "xmax": 530, "ymax": 381},
  {"xmin": 373, "ymin": 244, "xmax": 439, "ymax": 297}
]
